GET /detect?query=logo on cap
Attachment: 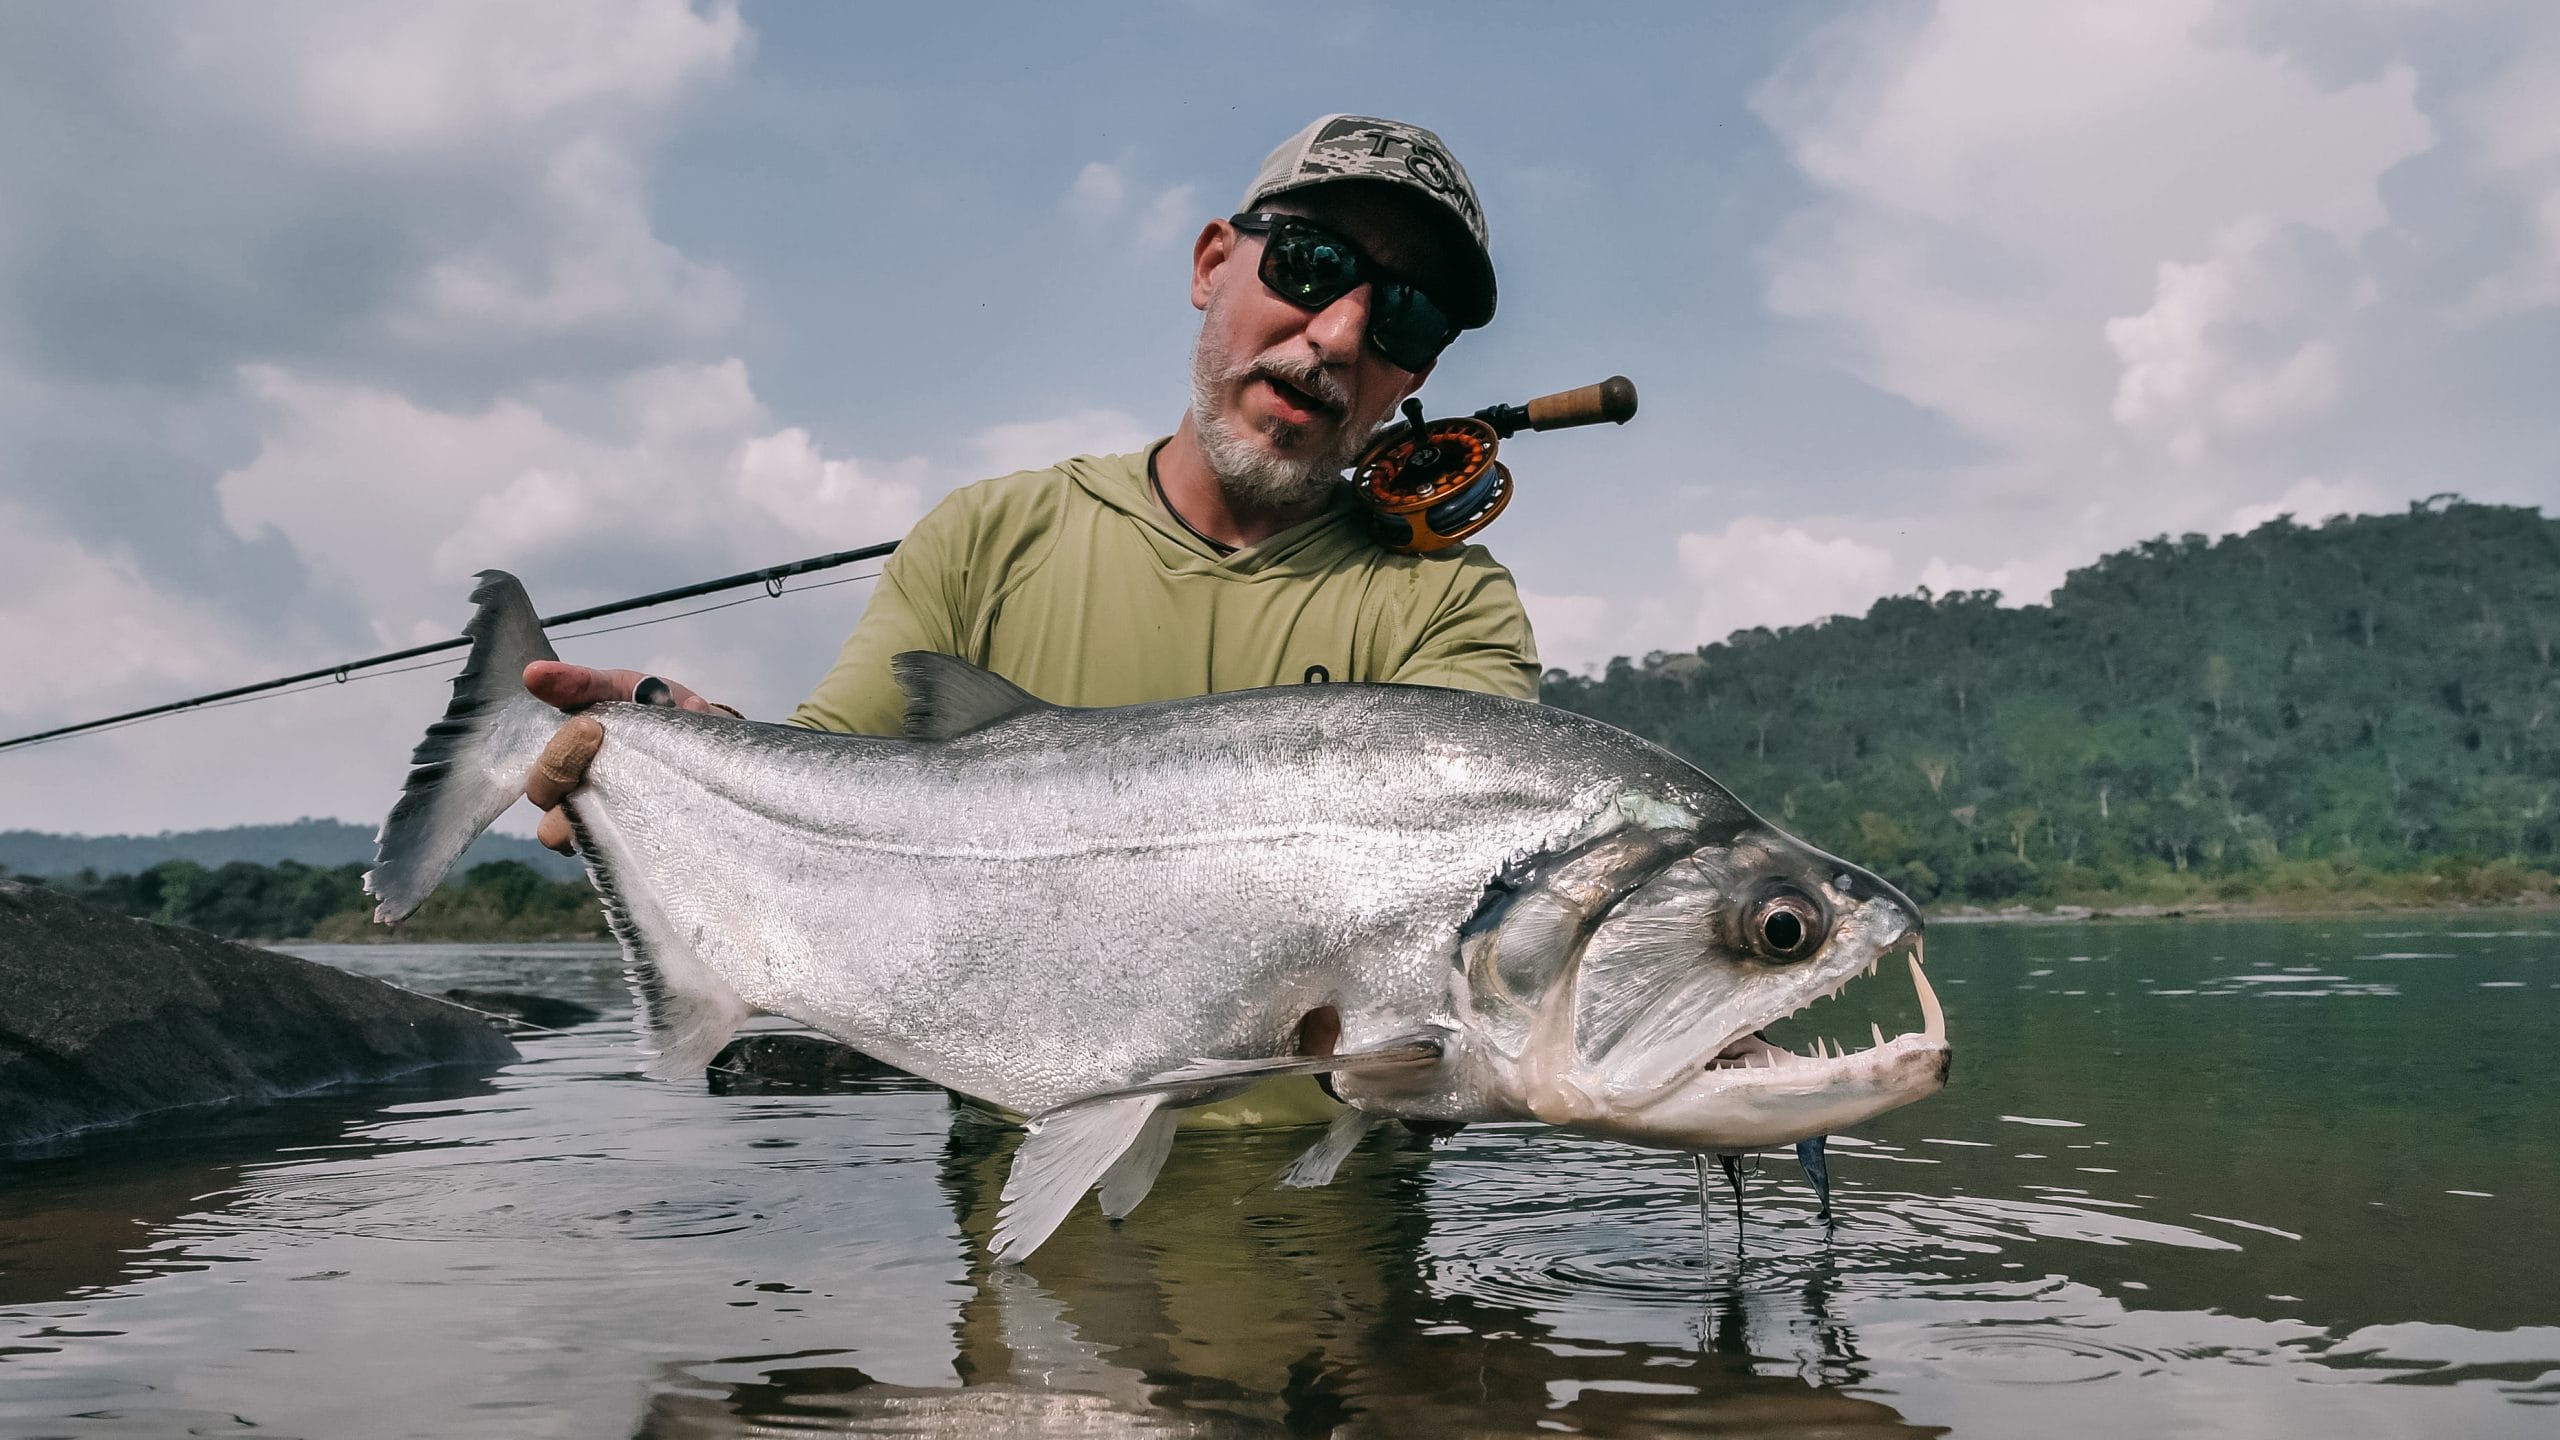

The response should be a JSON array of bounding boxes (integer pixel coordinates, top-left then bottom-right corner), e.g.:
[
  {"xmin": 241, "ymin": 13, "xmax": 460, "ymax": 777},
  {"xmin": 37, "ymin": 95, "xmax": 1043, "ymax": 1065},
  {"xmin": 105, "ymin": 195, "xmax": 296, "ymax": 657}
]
[{"xmin": 1302, "ymin": 117, "xmax": 1483, "ymax": 233}]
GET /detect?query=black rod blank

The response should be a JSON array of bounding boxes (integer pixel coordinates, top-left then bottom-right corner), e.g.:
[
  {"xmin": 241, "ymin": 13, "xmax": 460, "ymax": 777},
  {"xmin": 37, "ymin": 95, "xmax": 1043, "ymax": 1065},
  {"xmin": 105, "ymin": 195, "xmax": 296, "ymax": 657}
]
[{"xmin": 1, "ymin": 539, "xmax": 900, "ymax": 755}]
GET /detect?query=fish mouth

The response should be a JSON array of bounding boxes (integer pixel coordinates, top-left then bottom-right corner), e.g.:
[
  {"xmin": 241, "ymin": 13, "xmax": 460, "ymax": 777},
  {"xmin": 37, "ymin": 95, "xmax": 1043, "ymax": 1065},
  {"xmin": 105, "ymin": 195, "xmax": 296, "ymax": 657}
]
[
  {"xmin": 1700, "ymin": 932, "xmax": 1946, "ymax": 1081},
  {"xmin": 1592, "ymin": 930, "xmax": 1948, "ymax": 1151}
]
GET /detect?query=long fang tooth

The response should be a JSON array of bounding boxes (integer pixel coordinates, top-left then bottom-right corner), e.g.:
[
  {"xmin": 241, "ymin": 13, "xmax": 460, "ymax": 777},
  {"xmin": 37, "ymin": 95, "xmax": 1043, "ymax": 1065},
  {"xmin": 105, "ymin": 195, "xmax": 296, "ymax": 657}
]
[
  {"xmin": 1911, "ymin": 953, "xmax": 1946, "ymax": 1043},
  {"xmin": 1872, "ymin": 1022, "xmax": 1887, "ymax": 1048}
]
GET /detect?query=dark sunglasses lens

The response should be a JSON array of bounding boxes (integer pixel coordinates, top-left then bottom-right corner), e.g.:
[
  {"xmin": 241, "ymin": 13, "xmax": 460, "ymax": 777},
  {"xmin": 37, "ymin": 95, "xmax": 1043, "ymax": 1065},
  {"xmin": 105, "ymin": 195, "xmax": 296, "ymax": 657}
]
[
  {"xmin": 1248, "ymin": 216, "xmax": 1458, "ymax": 370},
  {"xmin": 1262, "ymin": 224, "xmax": 1362, "ymax": 305},
  {"xmin": 1368, "ymin": 285, "xmax": 1456, "ymax": 370}
]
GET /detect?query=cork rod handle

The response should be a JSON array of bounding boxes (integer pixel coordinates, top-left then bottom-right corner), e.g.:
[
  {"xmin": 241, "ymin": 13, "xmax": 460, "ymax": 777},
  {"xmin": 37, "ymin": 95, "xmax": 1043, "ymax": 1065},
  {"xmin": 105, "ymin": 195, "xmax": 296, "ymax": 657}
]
[{"xmin": 1521, "ymin": 376, "xmax": 1638, "ymax": 431}]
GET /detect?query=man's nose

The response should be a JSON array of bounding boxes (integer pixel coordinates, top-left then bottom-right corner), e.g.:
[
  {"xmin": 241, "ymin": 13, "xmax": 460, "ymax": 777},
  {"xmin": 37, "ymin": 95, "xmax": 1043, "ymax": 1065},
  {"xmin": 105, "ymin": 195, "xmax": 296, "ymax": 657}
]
[{"xmin": 1301, "ymin": 282, "xmax": 1373, "ymax": 365}]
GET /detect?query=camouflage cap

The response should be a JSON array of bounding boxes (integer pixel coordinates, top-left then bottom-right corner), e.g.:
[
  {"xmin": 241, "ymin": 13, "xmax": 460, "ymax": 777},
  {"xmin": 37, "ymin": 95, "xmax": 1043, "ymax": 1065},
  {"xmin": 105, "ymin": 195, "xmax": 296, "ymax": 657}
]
[{"xmin": 1239, "ymin": 114, "xmax": 1496, "ymax": 328}]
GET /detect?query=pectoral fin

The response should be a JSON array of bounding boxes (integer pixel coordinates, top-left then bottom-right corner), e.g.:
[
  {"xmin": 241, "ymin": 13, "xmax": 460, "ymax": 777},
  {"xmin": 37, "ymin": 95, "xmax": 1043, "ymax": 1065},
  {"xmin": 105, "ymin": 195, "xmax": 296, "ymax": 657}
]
[
  {"xmin": 1277, "ymin": 1108, "xmax": 1377, "ymax": 1190},
  {"xmin": 993, "ymin": 1094, "xmax": 1165, "ymax": 1263},
  {"xmin": 1036, "ymin": 1034, "xmax": 1444, "ymax": 1115}
]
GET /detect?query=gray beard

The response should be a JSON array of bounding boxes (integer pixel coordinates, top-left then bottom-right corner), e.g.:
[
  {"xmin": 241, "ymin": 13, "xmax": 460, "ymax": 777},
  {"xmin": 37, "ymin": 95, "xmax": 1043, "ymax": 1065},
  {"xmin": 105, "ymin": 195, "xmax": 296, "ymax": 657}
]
[{"xmin": 1188, "ymin": 304, "xmax": 1369, "ymax": 513}]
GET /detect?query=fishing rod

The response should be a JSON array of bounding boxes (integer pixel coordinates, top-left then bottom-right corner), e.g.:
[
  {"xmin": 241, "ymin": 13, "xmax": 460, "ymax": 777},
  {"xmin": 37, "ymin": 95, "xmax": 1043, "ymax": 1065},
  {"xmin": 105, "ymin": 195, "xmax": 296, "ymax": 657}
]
[
  {"xmin": 8, "ymin": 375, "xmax": 1641, "ymax": 757},
  {"xmin": 0, "ymin": 539, "xmax": 901, "ymax": 756}
]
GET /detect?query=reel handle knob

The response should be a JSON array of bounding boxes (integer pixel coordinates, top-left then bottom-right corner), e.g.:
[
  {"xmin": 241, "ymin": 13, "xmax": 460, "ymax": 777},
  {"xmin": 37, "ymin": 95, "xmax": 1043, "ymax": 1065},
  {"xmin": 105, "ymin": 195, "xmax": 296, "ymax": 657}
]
[{"xmin": 1523, "ymin": 375, "xmax": 1638, "ymax": 432}]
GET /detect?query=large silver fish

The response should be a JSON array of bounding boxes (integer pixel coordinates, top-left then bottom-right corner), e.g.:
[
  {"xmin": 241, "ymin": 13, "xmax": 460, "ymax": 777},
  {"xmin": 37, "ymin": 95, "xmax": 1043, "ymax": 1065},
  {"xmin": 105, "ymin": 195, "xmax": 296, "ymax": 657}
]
[{"xmin": 369, "ymin": 572, "xmax": 1950, "ymax": 1262}]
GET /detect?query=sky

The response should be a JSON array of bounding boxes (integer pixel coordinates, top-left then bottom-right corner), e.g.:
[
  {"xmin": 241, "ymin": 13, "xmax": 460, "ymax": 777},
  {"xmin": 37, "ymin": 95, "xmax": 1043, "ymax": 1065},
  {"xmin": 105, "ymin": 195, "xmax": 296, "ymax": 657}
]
[{"xmin": 5, "ymin": 0, "xmax": 2557, "ymax": 837}]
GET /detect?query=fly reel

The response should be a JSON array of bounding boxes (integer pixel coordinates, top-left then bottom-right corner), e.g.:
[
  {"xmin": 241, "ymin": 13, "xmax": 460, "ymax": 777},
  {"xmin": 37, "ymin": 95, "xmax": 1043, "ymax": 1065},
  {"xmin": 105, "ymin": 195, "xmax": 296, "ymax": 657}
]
[{"xmin": 1353, "ymin": 376, "xmax": 1638, "ymax": 554}]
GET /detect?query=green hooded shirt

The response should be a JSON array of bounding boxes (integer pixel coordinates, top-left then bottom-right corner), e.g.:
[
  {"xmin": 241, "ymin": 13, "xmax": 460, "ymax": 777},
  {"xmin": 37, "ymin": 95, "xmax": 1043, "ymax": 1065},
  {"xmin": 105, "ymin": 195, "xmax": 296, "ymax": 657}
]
[
  {"xmin": 788, "ymin": 443, "xmax": 1540, "ymax": 734},
  {"xmin": 784, "ymin": 443, "xmax": 1540, "ymax": 1129}
]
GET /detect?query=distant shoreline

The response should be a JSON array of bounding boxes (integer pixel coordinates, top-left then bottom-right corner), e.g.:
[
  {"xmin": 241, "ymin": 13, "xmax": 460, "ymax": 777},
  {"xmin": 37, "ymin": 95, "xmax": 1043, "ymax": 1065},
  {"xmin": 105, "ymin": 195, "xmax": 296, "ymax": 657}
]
[{"xmin": 1934, "ymin": 895, "xmax": 2560, "ymax": 924}]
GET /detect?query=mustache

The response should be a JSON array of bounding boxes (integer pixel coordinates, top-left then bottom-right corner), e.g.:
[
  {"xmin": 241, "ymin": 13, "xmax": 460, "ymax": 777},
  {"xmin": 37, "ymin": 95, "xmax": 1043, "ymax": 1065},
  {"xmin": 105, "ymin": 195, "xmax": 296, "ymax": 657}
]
[{"xmin": 1246, "ymin": 354, "xmax": 1350, "ymax": 417}]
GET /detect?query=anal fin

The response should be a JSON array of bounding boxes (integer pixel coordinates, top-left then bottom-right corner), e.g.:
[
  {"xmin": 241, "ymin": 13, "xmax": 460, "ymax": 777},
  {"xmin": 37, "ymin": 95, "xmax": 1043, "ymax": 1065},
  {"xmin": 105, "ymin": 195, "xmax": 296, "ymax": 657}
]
[
  {"xmin": 1095, "ymin": 1107, "xmax": 1181, "ymax": 1220},
  {"xmin": 994, "ymin": 1094, "xmax": 1166, "ymax": 1263},
  {"xmin": 1797, "ymin": 1135, "xmax": 1833, "ymax": 1222},
  {"xmin": 1277, "ymin": 1108, "xmax": 1376, "ymax": 1190}
]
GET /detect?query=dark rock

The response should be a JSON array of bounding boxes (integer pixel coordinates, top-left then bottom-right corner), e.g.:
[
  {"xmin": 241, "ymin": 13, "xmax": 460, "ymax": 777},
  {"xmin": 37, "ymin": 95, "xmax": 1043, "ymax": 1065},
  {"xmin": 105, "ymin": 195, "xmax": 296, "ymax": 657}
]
[
  {"xmin": 0, "ymin": 880, "xmax": 518, "ymax": 1147},
  {"xmin": 443, "ymin": 988, "xmax": 602, "ymax": 1030},
  {"xmin": 707, "ymin": 1033, "xmax": 909, "ymax": 1094}
]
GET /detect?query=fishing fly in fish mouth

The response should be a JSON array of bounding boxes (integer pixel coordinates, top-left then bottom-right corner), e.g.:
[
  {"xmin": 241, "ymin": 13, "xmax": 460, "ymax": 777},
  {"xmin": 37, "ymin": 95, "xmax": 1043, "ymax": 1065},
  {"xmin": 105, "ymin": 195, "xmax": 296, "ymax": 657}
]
[{"xmin": 367, "ymin": 566, "xmax": 1952, "ymax": 1266}]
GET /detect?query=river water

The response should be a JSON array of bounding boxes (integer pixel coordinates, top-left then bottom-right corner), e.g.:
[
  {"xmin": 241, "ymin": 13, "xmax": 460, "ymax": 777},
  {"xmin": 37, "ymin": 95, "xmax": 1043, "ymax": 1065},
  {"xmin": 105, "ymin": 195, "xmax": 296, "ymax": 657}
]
[{"xmin": 1, "ymin": 916, "xmax": 2552, "ymax": 1437}]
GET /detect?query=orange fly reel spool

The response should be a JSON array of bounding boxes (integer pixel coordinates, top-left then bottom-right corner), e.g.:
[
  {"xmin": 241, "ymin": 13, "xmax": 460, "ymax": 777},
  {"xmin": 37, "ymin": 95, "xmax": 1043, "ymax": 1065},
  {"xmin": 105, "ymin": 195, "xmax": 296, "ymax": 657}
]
[
  {"xmin": 1354, "ymin": 404, "xmax": 1513, "ymax": 554},
  {"xmin": 1352, "ymin": 378, "xmax": 1637, "ymax": 555}
]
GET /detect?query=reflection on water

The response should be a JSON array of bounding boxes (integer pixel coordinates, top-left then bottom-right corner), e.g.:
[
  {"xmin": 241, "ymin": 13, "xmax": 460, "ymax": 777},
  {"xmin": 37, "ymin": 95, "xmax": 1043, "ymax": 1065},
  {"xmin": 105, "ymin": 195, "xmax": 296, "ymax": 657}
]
[{"xmin": 1, "ymin": 923, "xmax": 2553, "ymax": 1437}]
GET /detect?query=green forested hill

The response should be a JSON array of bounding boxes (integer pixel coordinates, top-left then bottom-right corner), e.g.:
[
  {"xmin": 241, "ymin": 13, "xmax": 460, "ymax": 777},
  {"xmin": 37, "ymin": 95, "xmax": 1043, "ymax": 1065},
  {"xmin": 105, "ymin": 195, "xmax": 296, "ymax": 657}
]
[
  {"xmin": 0, "ymin": 818, "xmax": 578, "ymax": 880},
  {"xmin": 1541, "ymin": 498, "xmax": 2560, "ymax": 907}
]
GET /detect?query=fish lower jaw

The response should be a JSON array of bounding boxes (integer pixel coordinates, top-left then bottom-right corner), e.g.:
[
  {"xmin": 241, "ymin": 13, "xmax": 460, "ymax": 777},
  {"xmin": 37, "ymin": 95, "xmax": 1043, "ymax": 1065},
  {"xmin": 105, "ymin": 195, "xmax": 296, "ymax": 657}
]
[{"xmin": 1608, "ymin": 1051, "xmax": 1949, "ymax": 1152}]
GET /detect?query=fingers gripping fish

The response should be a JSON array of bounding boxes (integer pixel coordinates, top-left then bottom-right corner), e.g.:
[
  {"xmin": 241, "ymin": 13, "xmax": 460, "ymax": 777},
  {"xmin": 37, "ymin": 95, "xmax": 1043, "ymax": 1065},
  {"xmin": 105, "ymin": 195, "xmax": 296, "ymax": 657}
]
[{"xmin": 367, "ymin": 572, "xmax": 1951, "ymax": 1264}]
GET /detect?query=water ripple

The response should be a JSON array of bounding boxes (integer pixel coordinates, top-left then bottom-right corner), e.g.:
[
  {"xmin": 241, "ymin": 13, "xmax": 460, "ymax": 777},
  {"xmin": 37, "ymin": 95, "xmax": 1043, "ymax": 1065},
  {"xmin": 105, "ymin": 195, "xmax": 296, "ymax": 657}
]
[{"xmin": 1900, "ymin": 1320, "xmax": 2223, "ymax": 1385}]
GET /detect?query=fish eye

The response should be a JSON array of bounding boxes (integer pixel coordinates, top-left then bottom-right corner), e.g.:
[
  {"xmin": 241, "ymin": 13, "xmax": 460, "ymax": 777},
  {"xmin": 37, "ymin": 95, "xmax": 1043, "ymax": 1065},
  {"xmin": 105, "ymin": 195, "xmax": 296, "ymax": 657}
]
[{"xmin": 1750, "ymin": 891, "xmax": 1825, "ymax": 962}]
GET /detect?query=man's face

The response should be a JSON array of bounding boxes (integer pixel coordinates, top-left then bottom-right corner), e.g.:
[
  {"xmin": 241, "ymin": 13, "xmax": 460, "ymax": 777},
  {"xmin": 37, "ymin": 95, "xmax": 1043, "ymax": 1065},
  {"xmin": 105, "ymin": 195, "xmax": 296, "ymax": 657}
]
[{"xmin": 1187, "ymin": 183, "xmax": 1457, "ymax": 510}]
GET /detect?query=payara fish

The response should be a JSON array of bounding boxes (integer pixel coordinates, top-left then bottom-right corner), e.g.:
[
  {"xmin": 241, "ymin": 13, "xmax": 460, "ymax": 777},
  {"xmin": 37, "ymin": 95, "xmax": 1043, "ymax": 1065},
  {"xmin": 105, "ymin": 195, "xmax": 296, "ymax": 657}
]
[{"xmin": 369, "ymin": 572, "xmax": 1950, "ymax": 1262}]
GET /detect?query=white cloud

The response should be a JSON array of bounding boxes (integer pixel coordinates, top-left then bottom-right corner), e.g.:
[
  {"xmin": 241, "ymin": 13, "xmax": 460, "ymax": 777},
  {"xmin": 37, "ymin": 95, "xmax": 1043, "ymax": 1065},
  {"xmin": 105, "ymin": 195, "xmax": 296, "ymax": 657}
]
[
  {"xmin": 1064, "ymin": 161, "xmax": 1134, "ymax": 226},
  {"xmin": 2223, "ymin": 475, "xmax": 2392, "ymax": 537},
  {"xmin": 5, "ymin": 377, "xmax": 1152, "ymax": 834},
  {"xmin": 156, "ymin": 1, "xmax": 751, "ymax": 360},
  {"xmin": 0, "ymin": 502, "xmax": 253, "ymax": 721},
  {"xmin": 399, "ymin": 135, "xmax": 741, "ymax": 345},
  {"xmin": 1674, "ymin": 518, "xmax": 1898, "ymax": 644},
  {"xmin": 1062, "ymin": 159, "xmax": 1199, "ymax": 252},
  {"xmin": 172, "ymin": 0, "xmax": 746, "ymax": 155},
  {"xmin": 1748, "ymin": 0, "xmax": 2446, "ymax": 602},
  {"xmin": 2454, "ymin": 46, "xmax": 2560, "ymax": 318},
  {"xmin": 1516, "ymin": 590, "xmax": 1613, "ymax": 672},
  {"xmin": 1136, "ymin": 183, "xmax": 1202, "ymax": 252},
  {"xmin": 0, "ymin": 502, "xmax": 442, "ymax": 841},
  {"xmin": 967, "ymin": 409, "xmax": 1155, "ymax": 476},
  {"xmin": 217, "ymin": 360, "xmax": 924, "ymax": 648},
  {"xmin": 1916, "ymin": 552, "xmax": 2061, "ymax": 603},
  {"xmin": 2105, "ymin": 220, "xmax": 2345, "ymax": 462},
  {"xmin": 1755, "ymin": 0, "xmax": 2431, "ymax": 458}
]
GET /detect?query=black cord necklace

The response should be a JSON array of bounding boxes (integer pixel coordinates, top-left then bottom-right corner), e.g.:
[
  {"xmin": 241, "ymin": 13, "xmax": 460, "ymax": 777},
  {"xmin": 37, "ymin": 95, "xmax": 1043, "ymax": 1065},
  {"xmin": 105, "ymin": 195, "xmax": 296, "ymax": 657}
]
[{"xmin": 1148, "ymin": 453, "xmax": 1236, "ymax": 556}]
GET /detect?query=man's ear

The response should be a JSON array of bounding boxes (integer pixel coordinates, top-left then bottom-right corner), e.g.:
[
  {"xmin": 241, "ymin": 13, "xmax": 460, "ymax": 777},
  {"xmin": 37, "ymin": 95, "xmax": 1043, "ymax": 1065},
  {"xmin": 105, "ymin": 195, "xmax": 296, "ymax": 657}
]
[{"xmin": 1191, "ymin": 219, "xmax": 1236, "ymax": 312}]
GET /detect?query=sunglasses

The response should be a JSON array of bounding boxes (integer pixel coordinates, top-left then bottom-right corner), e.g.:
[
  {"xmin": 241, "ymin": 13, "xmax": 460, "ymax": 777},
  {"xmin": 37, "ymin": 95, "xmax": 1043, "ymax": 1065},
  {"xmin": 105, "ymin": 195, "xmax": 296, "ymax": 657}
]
[{"xmin": 1229, "ymin": 212, "xmax": 1461, "ymax": 373}]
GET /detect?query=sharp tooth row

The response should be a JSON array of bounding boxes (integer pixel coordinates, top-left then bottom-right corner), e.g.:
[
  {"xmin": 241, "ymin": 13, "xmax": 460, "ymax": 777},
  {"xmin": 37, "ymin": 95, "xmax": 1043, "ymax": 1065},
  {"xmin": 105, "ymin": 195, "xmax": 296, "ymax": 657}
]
[
  {"xmin": 1787, "ymin": 1023, "xmax": 1912, "ymax": 1062},
  {"xmin": 1772, "ymin": 950, "xmax": 1946, "ymax": 1065}
]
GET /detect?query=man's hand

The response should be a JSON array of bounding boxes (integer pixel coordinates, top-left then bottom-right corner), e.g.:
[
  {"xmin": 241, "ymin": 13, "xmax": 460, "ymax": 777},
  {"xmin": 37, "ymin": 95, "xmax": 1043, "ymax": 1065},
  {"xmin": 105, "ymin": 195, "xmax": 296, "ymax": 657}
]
[{"xmin": 523, "ymin": 662, "xmax": 727, "ymax": 854}]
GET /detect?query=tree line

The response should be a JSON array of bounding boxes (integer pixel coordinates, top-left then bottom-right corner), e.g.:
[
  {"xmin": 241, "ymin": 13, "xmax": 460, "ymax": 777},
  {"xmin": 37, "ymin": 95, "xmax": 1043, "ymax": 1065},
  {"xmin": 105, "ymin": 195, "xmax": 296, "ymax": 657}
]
[
  {"xmin": 18, "ymin": 858, "xmax": 605, "ymax": 941},
  {"xmin": 1540, "ymin": 498, "xmax": 2560, "ymax": 908},
  {"xmin": 17, "ymin": 499, "xmax": 2553, "ymax": 931}
]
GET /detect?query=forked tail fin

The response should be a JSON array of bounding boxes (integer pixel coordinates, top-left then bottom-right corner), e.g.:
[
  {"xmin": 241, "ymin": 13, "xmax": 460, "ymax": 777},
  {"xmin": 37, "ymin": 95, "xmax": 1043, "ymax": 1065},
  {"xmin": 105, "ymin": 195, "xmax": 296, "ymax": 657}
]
[{"xmin": 365, "ymin": 570, "xmax": 560, "ymax": 924}]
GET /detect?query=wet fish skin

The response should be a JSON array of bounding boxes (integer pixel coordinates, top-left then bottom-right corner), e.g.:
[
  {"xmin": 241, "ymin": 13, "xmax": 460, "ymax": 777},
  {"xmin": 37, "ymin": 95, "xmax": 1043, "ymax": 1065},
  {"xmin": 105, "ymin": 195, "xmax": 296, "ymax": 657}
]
[
  {"xmin": 519, "ymin": 673, "xmax": 1724, "ymax": 1115},
  {"xmin": 369, "ymin": 571, "xmax": 1949, "ymax": 1261}
]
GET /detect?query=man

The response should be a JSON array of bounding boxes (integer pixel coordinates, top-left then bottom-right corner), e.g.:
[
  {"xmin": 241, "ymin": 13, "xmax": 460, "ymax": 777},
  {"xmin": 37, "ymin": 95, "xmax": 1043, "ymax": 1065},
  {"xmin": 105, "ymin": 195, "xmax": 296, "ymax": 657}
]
[{"xmin": 522, "ymin": 116, "xmax": 1539, "ymax": 1117}]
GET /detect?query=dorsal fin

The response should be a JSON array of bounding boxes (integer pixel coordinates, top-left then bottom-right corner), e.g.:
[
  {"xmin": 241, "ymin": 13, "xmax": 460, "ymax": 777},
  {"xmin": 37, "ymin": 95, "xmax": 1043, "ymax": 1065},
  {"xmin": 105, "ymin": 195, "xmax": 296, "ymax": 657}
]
[{"xmin": 891, "ymin": 651, "xmax": 1051, "ymax": 740}]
